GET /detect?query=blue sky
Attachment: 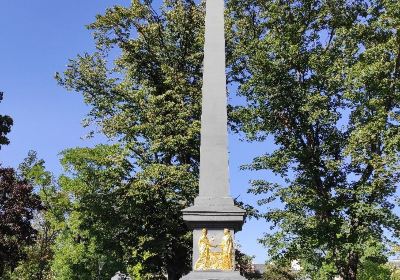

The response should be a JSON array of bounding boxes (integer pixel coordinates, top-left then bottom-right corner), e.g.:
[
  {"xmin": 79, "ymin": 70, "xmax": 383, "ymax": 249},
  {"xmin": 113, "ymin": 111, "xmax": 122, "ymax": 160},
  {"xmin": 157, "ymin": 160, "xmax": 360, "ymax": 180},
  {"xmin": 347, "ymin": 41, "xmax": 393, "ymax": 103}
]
[{"xmin": 0, "ymin": 0, "xmax": 274, "ymax": 263}]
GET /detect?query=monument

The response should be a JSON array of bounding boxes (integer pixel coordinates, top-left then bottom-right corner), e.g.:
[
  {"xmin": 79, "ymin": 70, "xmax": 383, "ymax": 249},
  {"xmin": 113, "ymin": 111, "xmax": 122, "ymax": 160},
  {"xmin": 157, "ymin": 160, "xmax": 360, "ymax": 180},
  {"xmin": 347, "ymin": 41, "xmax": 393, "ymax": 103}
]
[{"xmin": 181, "ymin": 0, "xmax": 246, "ymax": 277}]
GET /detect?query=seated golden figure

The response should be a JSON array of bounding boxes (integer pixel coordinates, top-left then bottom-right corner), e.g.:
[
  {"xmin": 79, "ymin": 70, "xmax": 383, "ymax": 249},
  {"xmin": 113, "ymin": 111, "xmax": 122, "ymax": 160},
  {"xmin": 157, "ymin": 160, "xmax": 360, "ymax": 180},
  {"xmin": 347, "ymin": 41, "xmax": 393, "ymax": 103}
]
[{"xmin": 194, "ymin": 228, "xmax": 234, "ymax": 271}]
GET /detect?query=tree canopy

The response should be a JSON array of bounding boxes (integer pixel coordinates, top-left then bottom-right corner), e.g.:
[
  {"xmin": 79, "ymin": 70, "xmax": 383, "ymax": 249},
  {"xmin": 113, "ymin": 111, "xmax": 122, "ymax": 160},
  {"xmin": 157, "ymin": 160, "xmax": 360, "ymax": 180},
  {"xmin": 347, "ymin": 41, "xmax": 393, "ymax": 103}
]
[
  {"xmin": 54, "ymin": 0, "xmax": 205, "ymax": 278},
  {"xmin": 0, "ymin": 167, "xmax": 43, "ymax": 276},
  {"xmin": 0, "ymin": 92, "xmax": 13, "ymax": 149},
  {"xmin": 2, "ymin": 0, "xmax": 400, "ymax": 279},
  {"xmin": 0, "ymin": 94, "xmax": 43, "ymax": 278},
  {"xmin": 227, "ymin": 0, "xmax": 400, "ymax": 279}
]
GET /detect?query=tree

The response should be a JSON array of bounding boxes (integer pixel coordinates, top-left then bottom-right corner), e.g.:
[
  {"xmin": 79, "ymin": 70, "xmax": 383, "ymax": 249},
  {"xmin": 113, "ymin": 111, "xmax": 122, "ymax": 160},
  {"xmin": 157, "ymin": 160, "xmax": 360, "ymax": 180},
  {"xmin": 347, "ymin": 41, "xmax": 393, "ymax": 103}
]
[
  {"xmin": 235, "ymin": 249, "xmax": 263, "ymax": 279},
  {"xmin": 55, "ymin": 1, "xmax": 205, "ymax": 278},
  {"xmin": 0, "ymin": 95, "xmax": 47, "ymax": 279},
  {"xmin": 9, "ymin": 151, "xmax": 61, "ymax": 280},
  {"xmin": 357, "ymin": 260, "xmax": 392, "ymax": 280},
  {"xmin": 0, "ymin": 167, "xmax": 42, "ymax": 276},
  {"xmin": 227, "ymin": 0, "xmax": 400, "ymax": 279},
  {"xmin": 0, "ymin": 92, "xmax": 13, "ymax": 149},
  {"xmin": 391, "ymin": 265, "xmax": 400, "ymax": 280},
  {"xmin": 49, "ymin": 145, "xmax": 135, "ymax": 280},
  {"xmin": 47, "ymin": 144, "xmax": 202, "ymax": 280},
  {"xmin": 262, "ymin": 262, "xmax": 302, "ymax": 280}
]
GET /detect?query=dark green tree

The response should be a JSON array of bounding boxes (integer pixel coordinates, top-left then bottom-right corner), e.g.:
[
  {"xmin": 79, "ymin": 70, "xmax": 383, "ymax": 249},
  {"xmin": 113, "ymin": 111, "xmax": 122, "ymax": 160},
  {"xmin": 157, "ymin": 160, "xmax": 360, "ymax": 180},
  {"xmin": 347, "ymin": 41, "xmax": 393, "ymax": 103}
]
[
  {"xmin": 55, "ymin": 0, "xmax": 205, "ymax": 279},
  {"xmin": 227, "ymin": 0, "xmax": 400, "ymax": 279},
  {"xmin": 0, "ymin": 92, "xmax": 13, "ymax": 149}
]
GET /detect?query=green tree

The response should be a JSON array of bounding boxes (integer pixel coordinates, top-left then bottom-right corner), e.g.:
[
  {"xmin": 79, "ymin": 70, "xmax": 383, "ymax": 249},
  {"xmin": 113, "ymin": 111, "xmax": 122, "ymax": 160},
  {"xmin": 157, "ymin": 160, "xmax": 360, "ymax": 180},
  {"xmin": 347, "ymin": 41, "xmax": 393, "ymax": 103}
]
[
  {"xmin": 227, "ymin": 0, "xmax": 400, "ymax": 279},
  {"xmin": 54, "ymin": 0, "xmax": 205, "ymax": 278},
  {"xmin": 50, "ymin": 145, "xmax": 135, "ymax": 280},
  {"xmin": 262, "ymin": 262, "xmax": 302, "ymax": 280},
  {"xmin": 357, "ymin": 260, "xmax": 392, "ymax": 280},
  {"xmin": 0, "ymin": 92, "xmax": 13, "ymax": 149},
  {"xmin": 0, "ymin": 95, "xmax": 52, "ymax": 280},
  {"xmin": 235, "ymin": 249, "xmax": 263, "ymax": 279},
  {"xmin": 49, "ymin": 145, "xmax": 200, "ymax": 280},
  {"xmin": 391, "ymin": 265, "xmax": 400, "ymax": 280},
  {"xmin": 9, "ymin": 151, "xmax": 62, "ymax": 280}
]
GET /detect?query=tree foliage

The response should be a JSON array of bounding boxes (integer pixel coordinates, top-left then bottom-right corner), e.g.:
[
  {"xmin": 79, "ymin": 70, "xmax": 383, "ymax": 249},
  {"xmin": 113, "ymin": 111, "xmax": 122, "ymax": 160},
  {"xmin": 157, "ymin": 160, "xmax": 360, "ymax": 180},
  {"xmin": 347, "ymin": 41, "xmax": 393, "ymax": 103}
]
[
  {"xmin": 8, "ymin": 151, "xmax": 62, "ymax": 280},
  {"xmin": 0, "ymin": 167, "xmax": 42, "ymax": 276},
  {"xmin": 55, "ymin": 0, "xmax": 205, "ymax": 278},
  {"xmin": 262, "ymin": 262, "xmax": 303, "ymax": 280},
  {"xmin": 357, "ymin": 260, "xmax": 392, "ymax": 280},
  {"xmin": 0, "ymin": 92, "xmax": 13, "ymax": 149},
  {"xmin": 227, "ymin": 0, "xmax": 400, "ymax": 279},
  {"xmin": 5, "ymin": 0, "xmax": 398, "ymax": 279},
  {"xmin": 235, "ymin": 249, "xmax": 263, "ymax": 279}
]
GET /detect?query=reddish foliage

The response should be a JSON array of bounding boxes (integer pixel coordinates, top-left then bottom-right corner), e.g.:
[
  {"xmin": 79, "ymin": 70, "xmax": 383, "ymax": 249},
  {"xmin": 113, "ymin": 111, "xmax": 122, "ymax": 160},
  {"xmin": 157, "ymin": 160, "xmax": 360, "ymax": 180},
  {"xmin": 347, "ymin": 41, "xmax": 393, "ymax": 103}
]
[{"xmin": 0, "ymin": 167, "xmax": 42, "ymax": 274}]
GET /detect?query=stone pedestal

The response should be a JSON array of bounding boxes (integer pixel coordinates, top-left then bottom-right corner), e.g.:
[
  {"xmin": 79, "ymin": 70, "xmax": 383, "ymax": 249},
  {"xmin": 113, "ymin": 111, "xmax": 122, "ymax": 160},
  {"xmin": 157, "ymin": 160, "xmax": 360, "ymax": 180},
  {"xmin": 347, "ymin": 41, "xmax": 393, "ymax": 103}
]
[
  {"xmin": 182, "ymin": 197, "xmax": 246, "ymax": 279},
  {"xmin": 181, "ymin": 271, "xmax": 246, "ymax": 280}
]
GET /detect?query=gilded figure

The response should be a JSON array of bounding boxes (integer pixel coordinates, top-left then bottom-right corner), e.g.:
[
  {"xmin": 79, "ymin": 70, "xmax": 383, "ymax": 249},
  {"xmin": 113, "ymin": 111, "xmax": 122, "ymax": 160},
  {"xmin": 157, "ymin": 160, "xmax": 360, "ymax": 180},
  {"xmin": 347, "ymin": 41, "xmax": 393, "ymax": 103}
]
[
  {"xmin": 194, "ymin": 228, "xmax": 215, "ymax": 270},
  {"xmin": 194, "ymin": 228, "xmax": 234, "ymax": 271},
  {"xmin": 219, "ymin": 228, "xmax": 234, "ymax": 270}
]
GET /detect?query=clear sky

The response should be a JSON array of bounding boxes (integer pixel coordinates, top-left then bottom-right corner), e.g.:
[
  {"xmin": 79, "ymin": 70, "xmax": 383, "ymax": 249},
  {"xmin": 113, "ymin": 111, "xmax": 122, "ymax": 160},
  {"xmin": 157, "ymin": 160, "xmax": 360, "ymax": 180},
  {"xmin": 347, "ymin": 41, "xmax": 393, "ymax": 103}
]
[{"xmin": 0, "ymin": 0, "xmax": 274, "ymax": 263}]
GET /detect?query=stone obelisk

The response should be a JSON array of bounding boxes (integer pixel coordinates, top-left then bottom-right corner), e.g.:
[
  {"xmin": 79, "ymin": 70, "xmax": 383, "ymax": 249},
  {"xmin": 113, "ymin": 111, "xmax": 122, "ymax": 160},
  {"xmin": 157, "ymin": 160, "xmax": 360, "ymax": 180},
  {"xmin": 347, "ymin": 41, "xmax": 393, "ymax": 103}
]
[{"xmin": 181, "ymin": 0, "xmax": 246, "ymax": 277}]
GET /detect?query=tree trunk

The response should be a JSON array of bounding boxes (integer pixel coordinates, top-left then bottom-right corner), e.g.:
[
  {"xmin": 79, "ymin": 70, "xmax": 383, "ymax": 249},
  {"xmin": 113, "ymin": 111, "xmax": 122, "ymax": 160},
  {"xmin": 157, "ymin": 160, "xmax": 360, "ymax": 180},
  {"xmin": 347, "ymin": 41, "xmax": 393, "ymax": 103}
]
[
  {"xmin": 342, "ymin": 251, "xmax": 359, "ymax": 280},
  {"xmin": 167, "ymin": 268, "xmax": 179, "ymax": 280}
]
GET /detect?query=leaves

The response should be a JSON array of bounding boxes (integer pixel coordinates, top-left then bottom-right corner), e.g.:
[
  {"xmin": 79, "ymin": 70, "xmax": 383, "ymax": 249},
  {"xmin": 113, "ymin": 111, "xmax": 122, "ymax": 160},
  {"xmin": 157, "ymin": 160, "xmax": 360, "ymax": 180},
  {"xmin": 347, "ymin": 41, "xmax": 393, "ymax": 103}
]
[
  {"xmin": 54, "ymin": 1, "xmax": 205, "ymax": 278},
  {"xmin": 0, "ymin": 92, "xmax": 13, "ymax": 149},
  {"xmin": 227, "ymin": 0, "xmax": 400, "ymax": 278},
  {"xmin": 0, "ymin": 167, "xmax": 42, "ymax": 275}
]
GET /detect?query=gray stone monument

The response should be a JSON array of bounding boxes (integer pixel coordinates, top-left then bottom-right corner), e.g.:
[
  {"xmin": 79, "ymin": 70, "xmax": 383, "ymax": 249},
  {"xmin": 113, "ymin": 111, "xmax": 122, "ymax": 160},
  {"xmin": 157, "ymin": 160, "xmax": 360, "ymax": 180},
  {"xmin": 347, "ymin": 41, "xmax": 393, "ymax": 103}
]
[{"xmin": 181, "ymin": 0, "xmax": 246, "ymax": 278}]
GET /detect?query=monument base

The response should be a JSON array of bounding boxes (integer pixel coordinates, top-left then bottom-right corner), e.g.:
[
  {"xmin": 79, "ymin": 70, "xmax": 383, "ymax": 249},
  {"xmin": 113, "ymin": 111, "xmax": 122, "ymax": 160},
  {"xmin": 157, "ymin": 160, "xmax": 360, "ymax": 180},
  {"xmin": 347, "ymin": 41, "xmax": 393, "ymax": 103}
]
[
  {"xmin": 181, "ymin": 270, "xmax": 247, "ymax": 280},
  {"xmin": 182, "ymin": 197, "xmax": 247, "ymax": 280}
]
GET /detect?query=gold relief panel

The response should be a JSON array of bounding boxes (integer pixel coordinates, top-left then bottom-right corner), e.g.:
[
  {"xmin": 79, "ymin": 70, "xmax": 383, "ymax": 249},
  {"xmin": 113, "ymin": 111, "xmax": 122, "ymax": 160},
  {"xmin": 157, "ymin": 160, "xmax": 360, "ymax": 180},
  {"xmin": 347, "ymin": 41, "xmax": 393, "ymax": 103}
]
[{"xmin": 194, "ymin": 228, "xmax": 234, "ymax": 271}]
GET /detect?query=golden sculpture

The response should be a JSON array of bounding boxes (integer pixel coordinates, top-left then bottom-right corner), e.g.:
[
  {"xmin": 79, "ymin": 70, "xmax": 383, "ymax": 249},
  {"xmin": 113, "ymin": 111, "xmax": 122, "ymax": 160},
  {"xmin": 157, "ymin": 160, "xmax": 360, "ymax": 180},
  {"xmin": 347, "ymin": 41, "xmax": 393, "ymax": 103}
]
[
  {"xmin": 220, "ymin": 228, "xmax": 234, "ymax": 270},
  {"xmin": 194, "ymin": 228, "xmax": 234, "ymax": 271},
  {"xmin": 194, "ymin": 228, "xmax": 214, "ymax": 270}
]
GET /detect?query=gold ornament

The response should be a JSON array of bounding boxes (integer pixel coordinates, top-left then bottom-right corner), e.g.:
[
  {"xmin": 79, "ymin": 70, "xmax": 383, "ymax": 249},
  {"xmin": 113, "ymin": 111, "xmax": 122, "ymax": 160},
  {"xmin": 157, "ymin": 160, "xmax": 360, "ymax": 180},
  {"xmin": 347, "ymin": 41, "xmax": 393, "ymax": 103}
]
[
  {"xmin": 220, "ymin": 228, "xmax": 234, "ymax": 270},
  {"xmin": 194, "ymin": 228, "xmax": 234, "ymax": 271}
]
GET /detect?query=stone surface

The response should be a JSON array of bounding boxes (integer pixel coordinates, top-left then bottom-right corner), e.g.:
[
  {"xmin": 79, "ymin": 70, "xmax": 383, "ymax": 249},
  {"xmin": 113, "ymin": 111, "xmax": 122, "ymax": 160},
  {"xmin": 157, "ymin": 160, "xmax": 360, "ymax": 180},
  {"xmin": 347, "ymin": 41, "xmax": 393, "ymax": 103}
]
[
  {"xmin": 181, "ymin": 0, "xmax": 245, "ymax": 228},
  {"xmin": 181, "ymin": 271, "xmax": 247, "ymax": 280},
  {"xmin": 198, "ymin": 0, "xmax": 229, "ymax": 199},
  {"xmin": 183, "ymin": 205, "xmax": 245, "ymax": 231},
  {"xmin": 181, "ymin": 0, "xmax": 246, "ymax": 276}
]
